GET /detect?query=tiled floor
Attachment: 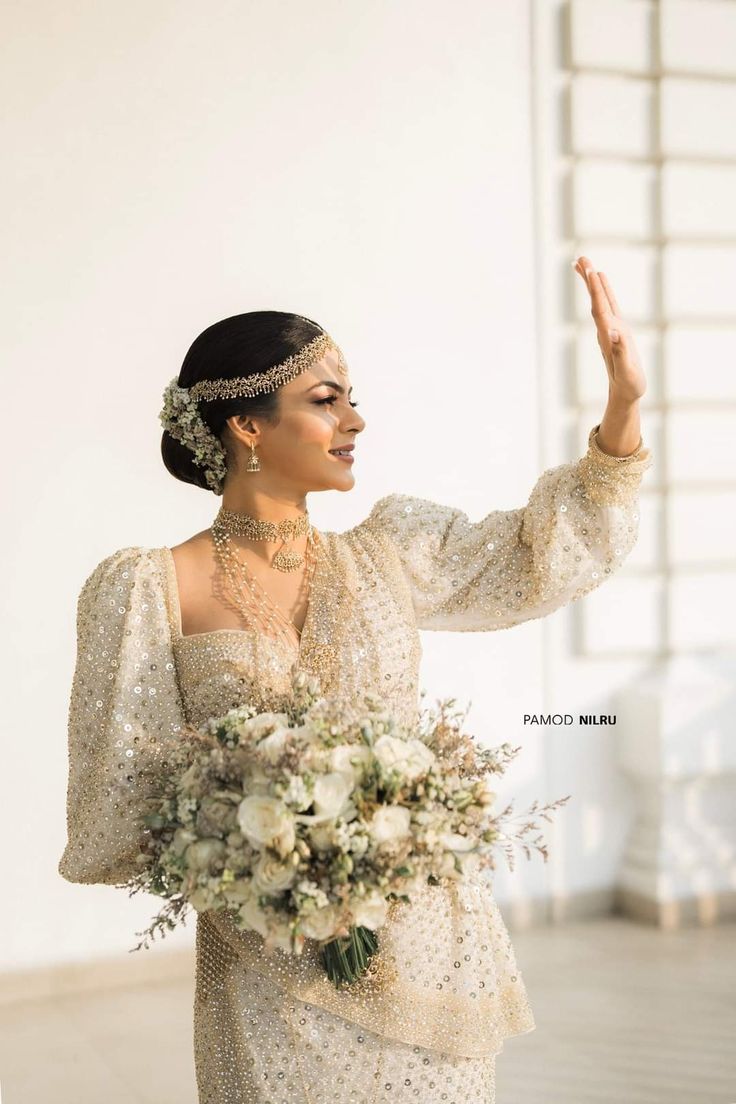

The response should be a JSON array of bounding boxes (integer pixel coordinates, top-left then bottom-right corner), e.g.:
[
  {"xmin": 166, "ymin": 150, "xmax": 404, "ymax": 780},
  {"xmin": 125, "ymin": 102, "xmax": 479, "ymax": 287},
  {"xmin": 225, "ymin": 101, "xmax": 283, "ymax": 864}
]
[
  {"xmin": 1, "ymin": 916, "xmax": 734, "ymax": 1103},
  {"xmin": 495, "ymin": 916, "xmax": 736, "ymax": 1104}
]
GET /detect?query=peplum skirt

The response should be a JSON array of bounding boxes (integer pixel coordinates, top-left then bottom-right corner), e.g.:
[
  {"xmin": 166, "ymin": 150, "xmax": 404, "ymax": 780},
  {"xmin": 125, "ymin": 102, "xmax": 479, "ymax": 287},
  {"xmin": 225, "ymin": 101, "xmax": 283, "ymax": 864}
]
[{"xmin": 193, "ymin": 912, "xmax": 499, "ymax": 1104}]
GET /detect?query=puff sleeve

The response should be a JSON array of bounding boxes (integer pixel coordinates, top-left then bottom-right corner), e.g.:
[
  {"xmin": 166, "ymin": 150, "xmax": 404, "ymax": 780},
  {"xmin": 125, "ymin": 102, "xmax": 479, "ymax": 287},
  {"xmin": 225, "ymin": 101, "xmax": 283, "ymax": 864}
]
[
  {"xmin": 58, "ymin": 546, "xmax": 187, "ymax": 886},
  {"xmin": 350, "ymin": 423, "xmax": 653, "ymax": 632}
]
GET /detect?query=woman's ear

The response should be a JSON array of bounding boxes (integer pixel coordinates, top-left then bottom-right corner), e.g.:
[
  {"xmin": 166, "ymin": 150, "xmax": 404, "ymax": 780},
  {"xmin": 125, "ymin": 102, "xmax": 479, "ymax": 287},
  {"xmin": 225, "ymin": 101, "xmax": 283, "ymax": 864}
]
[{"xmin": 225, "ymin": 414, "xmax": 260, "ymax": 450}]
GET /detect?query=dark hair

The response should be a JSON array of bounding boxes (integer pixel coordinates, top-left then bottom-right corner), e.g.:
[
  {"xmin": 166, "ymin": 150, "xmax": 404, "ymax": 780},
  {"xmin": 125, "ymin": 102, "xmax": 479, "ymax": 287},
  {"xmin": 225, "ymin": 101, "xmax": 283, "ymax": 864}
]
[{"xmin": 161, "ymin": 310, "xmax": 326, "ymax": 493}]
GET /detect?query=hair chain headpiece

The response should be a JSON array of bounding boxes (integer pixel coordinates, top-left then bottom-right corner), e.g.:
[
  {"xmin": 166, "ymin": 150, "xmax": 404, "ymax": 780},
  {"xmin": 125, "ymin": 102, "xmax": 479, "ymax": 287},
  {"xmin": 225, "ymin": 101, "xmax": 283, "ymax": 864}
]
[
  {"xmin": 159, "ymin": 327, "xmax": 348, "ymax": 496},
  {"xmin": 189, "ymin": 331, "xmax": 347, "ymax": 401}
]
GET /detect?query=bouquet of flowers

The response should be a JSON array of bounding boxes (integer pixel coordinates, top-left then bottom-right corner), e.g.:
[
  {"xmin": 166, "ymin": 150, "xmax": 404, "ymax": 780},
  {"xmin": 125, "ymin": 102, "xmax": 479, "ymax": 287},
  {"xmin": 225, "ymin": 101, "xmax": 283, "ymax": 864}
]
[{"xmin": 126, "ymin": 671, "xmax": 569, "ymax": 987}]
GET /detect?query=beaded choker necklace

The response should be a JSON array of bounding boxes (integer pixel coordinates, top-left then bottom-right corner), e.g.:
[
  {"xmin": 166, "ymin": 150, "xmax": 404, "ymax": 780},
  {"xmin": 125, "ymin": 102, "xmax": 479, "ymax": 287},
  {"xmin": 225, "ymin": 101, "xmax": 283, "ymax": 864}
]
[{"xmin": 212, "ymin": 506, "xmax": 311, "ymax": 573}]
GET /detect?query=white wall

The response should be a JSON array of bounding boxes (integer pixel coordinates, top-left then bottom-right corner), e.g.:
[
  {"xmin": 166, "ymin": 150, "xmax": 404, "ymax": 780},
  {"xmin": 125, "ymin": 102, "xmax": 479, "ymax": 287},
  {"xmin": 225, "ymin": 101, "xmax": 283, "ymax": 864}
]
[
  {"xmin": 2, "ymin": 0, "xmax": 546, "ymax": 971},
  {"xmin": 9, "ymin": 0, "xmax": 727, "ymax": 973}
]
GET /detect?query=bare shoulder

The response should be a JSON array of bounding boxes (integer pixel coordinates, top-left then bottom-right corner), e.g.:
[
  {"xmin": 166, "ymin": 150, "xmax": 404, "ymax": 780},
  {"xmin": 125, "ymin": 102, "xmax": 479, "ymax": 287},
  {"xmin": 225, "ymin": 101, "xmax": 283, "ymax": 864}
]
[{"xmin": 168, "ymin": 530, "xmax": 215, "ymax": 575}]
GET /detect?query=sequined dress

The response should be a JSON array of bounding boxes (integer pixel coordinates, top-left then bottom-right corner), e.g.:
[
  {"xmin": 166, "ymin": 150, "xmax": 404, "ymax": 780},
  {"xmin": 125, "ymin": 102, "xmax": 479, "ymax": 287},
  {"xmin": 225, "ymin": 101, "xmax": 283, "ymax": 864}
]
[{"xmin": 59, "ymin": 423, "xmax": 653, "ymax": 1103}]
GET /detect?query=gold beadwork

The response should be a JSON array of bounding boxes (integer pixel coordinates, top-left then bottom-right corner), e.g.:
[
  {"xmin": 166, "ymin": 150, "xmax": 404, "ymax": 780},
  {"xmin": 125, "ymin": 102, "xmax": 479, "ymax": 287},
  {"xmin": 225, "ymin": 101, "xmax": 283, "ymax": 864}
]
[
  {"xmin": 213, "ymin": 506, "xmax": 311, "ymax": 543},
  {"xmin": 59, "ymin": 419, "xmax": 654, "ymax": 1099},
  {"xmin": 189, "ymin": 332, "xmax": 348, "ymax": 402},
  {"xmin": 579, "ymin": 423, "xmax": 653, "ymax": 507}
]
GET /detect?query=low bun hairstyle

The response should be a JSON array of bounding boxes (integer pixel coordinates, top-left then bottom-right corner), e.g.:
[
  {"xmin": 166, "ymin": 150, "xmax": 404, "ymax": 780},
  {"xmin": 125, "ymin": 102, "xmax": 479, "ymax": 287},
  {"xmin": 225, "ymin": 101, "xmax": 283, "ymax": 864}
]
[{"xmin": 161, "ymin": 311, "xmax": 326, "ymax": 493}]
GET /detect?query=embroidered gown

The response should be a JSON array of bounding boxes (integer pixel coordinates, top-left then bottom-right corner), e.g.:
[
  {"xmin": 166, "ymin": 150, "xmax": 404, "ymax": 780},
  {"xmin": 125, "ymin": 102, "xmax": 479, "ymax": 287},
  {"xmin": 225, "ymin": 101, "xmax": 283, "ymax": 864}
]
[{"xmin": 58, "ymin": 423, "xmax": 653, "ymax": 1103}]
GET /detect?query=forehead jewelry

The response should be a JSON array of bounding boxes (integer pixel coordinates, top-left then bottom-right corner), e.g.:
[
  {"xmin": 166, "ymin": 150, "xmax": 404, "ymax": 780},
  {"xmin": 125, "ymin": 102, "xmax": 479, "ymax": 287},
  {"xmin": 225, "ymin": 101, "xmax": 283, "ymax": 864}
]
[{"xmin": 159, "ymin": 327, "xmax": 349, "ymax": 496}]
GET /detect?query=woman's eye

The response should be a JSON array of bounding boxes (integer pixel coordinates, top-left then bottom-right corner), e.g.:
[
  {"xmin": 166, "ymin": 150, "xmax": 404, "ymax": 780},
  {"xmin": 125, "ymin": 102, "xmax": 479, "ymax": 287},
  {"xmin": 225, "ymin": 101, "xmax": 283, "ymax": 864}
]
[{"xmin": 315, "ymin": 396, "xmax": 359, "ymax": 408}]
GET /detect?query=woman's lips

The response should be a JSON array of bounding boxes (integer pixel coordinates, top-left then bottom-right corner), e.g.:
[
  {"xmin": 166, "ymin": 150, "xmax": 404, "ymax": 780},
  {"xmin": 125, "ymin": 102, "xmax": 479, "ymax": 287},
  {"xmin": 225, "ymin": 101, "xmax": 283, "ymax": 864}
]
[{"xmin": 329, "ymin": 449, "xmax": 354, "ymax": 464}]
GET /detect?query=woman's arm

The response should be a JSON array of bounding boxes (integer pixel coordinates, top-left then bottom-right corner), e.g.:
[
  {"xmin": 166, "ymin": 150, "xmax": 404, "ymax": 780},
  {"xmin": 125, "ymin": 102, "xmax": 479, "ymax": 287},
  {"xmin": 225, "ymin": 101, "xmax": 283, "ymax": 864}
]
[
  {"xmin": 347, "ymin": 257, "xmax": 653, "ymax": 633},
  {"xmin": 58, "ymin": 547, "xmax": 187, "ymax": 885},
  {"xmin": 349, "ymin": 424, "xmax": 651, "ymax": 632}
]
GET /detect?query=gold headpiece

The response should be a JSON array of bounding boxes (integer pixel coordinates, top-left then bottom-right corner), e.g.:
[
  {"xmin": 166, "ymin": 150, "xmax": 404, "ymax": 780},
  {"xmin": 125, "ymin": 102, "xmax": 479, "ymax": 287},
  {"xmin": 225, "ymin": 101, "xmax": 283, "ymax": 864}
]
[
  {"xmin": 189, "ymin": 331, "xmax": 348, "ymax": 401},
  {"xmin": 159, "ymin": 327, "xmax": 348, "ymax": 496}
]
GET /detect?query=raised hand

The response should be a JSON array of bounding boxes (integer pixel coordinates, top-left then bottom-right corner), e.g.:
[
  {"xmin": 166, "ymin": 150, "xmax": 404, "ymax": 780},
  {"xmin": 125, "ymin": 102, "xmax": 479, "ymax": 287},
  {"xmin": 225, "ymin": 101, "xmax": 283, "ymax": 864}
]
[{"xmin": 573, "ymin": 255, "xmax": 647, "ymax": 405}]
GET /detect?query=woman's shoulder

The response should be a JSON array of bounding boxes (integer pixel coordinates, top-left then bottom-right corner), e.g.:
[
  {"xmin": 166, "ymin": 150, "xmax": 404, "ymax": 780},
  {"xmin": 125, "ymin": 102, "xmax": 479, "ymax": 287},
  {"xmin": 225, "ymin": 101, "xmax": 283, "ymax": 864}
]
[{"xmin": 77, "ymin": 544, "xmax": 165, "ymax": 602}]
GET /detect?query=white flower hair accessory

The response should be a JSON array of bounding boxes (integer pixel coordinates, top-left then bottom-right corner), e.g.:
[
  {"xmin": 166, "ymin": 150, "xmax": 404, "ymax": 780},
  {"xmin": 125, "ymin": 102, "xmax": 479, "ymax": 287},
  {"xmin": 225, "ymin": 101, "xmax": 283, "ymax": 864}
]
[{"xmin": 159, "ymin": 378, "xmax": 228, "ymax": 496}]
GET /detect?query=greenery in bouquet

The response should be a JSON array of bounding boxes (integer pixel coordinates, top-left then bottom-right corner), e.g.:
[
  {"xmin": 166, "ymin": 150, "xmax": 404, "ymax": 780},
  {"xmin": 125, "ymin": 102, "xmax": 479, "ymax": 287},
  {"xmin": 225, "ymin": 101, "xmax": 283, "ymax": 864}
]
[{"xmin": 125, "ymin": 672, "xmax": 569, "ymax": 987}]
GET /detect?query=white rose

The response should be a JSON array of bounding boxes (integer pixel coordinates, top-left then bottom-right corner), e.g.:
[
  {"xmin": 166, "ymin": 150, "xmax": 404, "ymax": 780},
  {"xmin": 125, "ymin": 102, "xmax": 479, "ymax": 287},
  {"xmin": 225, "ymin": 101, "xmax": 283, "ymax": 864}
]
[
  {"xmin": 373, "ymin": 734, "xmax": 410, "ymax": 773},
  {"xmin": 242, "ymin": 763, "xmax": 272, "ymax": 794},
  {"xmin": 330, "ymin": 743, "xmax": 372, "ymax": 783},
  {"xmin": 257, "ymin": 727, "xmax": 292, "ymax": 764},
  {"xmin": 239, "ymin": 895, "xmax": 270, "ymax": 937},
  {"xmin": 253, "ymin": 852, "xmax": 297, "ymax": 896},
  {"xmin": 403, "ymin": 738, "xmax": 436, "ymax": 779},
  {"xmin": 237, "ymin": 795, "xmax": 295, "ymax": 857},
  {"xmin": 290, "ymin": 721, "xmax": 320, "ymax": 744},
  {"xmin": 309, "ymin": 824, "xmax": 335, "ymax": 852},
  {"xmin": 351, "ymin": 891, "xmax": 388, "ymax": 930},
  {"xmin": 223, "ymin": 878, "xmax": 255, "ymax": 906},
  {"xmin": 184, "ymin": 837, "xmax": 227, "ymax": 871},
  {"xmin": 374, "ymin": 735, "xmax": 434, "ymax": 781},
  {"xmin": 237, "ymin": 712, "xmax": 290, "ymax": 741},
  {"xmin": 312, "ymin": 772, "xmax": 353, "ymax": 818},
  {"xmin": 171, "ymin": 827, "xmax": 197, "ymax": 856},
  {"xmin": 440, "ymin": 830, "xmax": 476, "ymax": 852},
  {"xmin": 370, "ymin": 805, "xmax": 411, "ymax": 845},
  {"xmin": 300, "ymin": 905, "xmax": 340, "ymax": 941}
]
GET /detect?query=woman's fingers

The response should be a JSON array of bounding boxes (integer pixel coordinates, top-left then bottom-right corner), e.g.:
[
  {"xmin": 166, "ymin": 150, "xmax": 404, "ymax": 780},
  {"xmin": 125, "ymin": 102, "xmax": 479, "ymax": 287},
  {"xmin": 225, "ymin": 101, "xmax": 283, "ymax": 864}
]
[
  {"xmin": 574, "ymin": 256, "xmax": 619, "ymax": 324},
  {"xmin": 597, "ymin": 270, "xmax": 621, "ymax": 316},
  {"xmin": 586, "ymin": 269, "xmax": 612, "ymax": 323}
]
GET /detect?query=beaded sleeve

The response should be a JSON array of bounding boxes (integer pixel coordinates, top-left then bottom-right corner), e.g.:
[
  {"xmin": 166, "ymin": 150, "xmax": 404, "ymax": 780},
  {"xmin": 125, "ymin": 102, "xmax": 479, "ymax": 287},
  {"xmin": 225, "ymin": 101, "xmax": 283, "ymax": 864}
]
[
  {"xmin": 58, "ymin": 547, "xmax": 187, "ymax": 885},
  {"xmin": 350, "ymin": 422, "xmax": 653, "ymax": 632}
]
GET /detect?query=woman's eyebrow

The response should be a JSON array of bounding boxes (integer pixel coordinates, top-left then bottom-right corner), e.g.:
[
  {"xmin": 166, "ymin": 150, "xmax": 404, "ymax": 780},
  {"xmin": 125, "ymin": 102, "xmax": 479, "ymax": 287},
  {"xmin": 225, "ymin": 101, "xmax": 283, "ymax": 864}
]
[{"xmin": 306, "ymin": 380, "xmax": 353, "ymax": 394}]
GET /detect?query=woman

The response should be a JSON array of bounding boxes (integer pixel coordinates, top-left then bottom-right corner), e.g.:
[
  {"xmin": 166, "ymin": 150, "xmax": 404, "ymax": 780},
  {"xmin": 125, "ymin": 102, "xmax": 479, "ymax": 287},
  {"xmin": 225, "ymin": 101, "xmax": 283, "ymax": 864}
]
[{"xmin": 59, "ymin": 256, "xmax": 653, "ymax": 1103}]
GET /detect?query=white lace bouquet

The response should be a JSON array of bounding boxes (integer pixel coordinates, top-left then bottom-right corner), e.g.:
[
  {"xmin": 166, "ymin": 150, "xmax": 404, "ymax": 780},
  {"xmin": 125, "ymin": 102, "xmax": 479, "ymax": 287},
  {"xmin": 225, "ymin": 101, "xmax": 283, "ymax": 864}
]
[{"xmin": 127, "ymin": 672, "xmax": 568, "ymax": 987}]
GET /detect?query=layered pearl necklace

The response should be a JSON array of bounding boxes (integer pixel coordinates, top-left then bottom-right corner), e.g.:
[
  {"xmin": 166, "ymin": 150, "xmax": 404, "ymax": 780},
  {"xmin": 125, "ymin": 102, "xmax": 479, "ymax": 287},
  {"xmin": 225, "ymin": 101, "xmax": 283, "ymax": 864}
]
[{"xmin": 211, "ymin": 506, "xmax": 319, "ymax": 649}]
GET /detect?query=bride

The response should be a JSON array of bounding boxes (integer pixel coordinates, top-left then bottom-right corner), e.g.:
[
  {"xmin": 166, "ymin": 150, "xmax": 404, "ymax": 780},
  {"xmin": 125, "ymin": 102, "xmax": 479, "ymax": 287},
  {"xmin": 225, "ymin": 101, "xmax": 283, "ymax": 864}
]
[{"xmin": 59, "ymin": 255, "xmax": 652, "ymax": 1102}]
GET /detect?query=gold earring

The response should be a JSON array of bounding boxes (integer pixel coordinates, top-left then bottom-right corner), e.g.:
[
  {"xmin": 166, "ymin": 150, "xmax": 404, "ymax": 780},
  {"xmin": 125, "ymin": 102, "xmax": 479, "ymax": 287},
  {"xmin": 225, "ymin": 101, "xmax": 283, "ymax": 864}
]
[{"xmin": 246, "ymin": 442, "xmax": 260, "ymax": 472}]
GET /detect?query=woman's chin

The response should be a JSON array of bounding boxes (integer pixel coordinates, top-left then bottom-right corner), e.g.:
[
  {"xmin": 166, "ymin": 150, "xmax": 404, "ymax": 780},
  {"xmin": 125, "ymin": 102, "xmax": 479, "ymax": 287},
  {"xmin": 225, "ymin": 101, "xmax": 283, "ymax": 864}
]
[
  {"xmin": 304, "ymin": 467, "xmax": 356, "ymax": 493},
  {"xmin": 325, "ymin": 469, "xmax": 357, "ymax": 491}
]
